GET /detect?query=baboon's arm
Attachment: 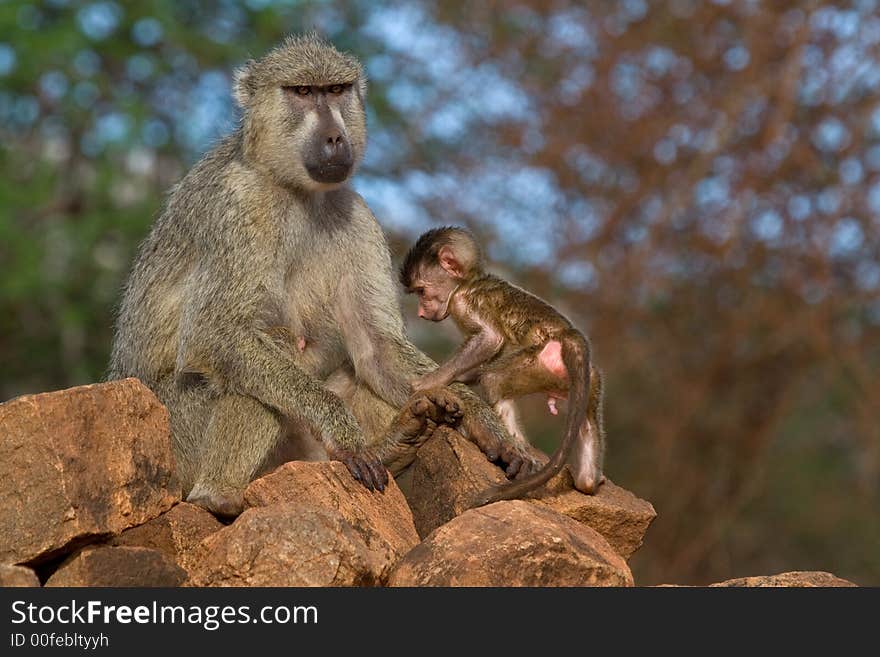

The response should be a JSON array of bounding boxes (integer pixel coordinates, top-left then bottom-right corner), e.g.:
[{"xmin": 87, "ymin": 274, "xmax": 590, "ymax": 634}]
[
  {"xmin": 177, "ymin": 248, "xmax": 366, "ymax": 452},
  {"xmin": 413, "ymin": 325, "xmax": 504, "ymax": 392}
]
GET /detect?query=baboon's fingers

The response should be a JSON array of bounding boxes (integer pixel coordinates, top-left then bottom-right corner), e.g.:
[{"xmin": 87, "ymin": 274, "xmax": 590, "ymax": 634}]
[
  {"xmin": 411, "ymin": 397, "xmax": 430, "ymax": 417},
  {"xmin": 470, "ymin": 431, "xmax": 500, "ymax": 461},
  {"xmin": 505, "ymin": 455, "xmax": 524, "ymax": 479},
  {"xmin": 364, "ymin": 458, "xmax": 389, "ymax": 492},
  {"xmin": 343, "ymin": 456, "xmax": 371, "ymax": 490}
]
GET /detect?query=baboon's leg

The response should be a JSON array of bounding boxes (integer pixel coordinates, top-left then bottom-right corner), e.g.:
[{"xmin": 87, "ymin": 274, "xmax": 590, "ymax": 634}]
[
  {"xmin": 493, "ymin": 399, "xmax": 528, "ymax": 444},
  {"xmin": 568, "ymin": 365, "xmax": 605, "ymax": 493},
  {"xmin": 479, "ymin": 345, "xmax": 567, "ymax": 404},
  {"xmin": 186, "ymin": 394, "xmax": 285, "ymax": 517},
  {"xmin": 325, "ymin": 364, "xmax": 463, "ymax": 475},
  {"xmin": 151, "ymin": 376, "xmax": 213, "ymax": 496}
]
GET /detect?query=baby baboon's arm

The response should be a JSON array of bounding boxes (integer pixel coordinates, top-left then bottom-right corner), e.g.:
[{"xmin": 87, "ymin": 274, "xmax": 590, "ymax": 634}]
[{"xmin": 412, "ymin": 320, "xmax": 504, "ymax": 392}]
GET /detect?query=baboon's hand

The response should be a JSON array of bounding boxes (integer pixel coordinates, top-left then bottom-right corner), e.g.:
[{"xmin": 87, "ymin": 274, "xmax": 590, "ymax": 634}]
[
  {"xmin": 459, "ymin": 412, "xmax": 503, "ymax": 463},
  {"xmin": 329, "ymin": 447, "xmax": 389, "ymax": 492},
  {"xmin": 419, "ymin": 386, "xmax": 464, "ymax": 426},
  {"xmin": 499, "ymin": 444, "xmax": 542, "ymax": 480}
]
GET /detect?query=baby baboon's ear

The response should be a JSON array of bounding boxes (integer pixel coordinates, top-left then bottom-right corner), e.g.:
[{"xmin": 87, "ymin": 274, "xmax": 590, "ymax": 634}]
[
  {"xmin": 233, "ymin": 59, "xmax": 256, "ymax": 108},
  {"xmin": 438, "ymin": 245, "xmax": 466, "ymax": 279}
]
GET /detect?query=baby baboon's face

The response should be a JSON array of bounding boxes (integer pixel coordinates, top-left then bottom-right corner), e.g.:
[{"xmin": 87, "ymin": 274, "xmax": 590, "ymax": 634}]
[{"xmin": 411, "ymin": 264, "xmax": 459, "ymax": 322}]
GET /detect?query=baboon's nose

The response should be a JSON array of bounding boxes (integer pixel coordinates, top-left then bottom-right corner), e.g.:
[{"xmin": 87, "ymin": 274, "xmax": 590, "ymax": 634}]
[{"xmin": 322, "ymin": 132, "xmax": 345, "ymax": 158}]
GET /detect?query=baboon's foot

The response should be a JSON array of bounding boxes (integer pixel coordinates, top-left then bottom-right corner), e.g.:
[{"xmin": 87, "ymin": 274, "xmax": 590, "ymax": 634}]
[
  {"xmin": 573, "ymin": 472, "xmax": 607, "ymax": 495},
  {"xmin": 379, "ymin": 388, "xmax": 464, "ymax": 474},
  {"xmin": 328, "ymin": 446, "xmax": 389, "ymax": 492},
  {"xmin": 186, "ymin": 485, "xmax": 244, "ymax": 519},
  {"xmin": 397, "ymin": 387, "xmax": 463, "ymax": 444},
  {"xmin": 498, "ymin": 442, "xmax": 543, "ymax": 480}
]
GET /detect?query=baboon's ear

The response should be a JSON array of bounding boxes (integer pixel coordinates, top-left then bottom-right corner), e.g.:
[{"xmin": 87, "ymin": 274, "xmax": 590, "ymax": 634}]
[
  {"xmin": 438, "ymin": 245, "xmax": 465, "ymax": 279},
  {"xmin": 233, "ymin": 59, "xmax": 256, "ymax": 108}
]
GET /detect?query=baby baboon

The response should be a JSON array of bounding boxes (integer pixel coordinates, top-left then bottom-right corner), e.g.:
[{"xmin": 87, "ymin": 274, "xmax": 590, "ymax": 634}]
[
  {"xmin": 400, "ymin": 227, "xmax": 606, "ymax": 504},
  {"xmin": 108, "ymin": 35, "xmax": 536, "ymax": 517}
]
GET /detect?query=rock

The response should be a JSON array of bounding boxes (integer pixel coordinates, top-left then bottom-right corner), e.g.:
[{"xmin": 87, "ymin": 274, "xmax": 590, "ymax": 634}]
[
  {"xmin": 0, "ymin": 564, "xmax": 40, "ymax": 587},
  {"xmin": 387, "ymin": 500, "xmax": 634, "ymax": 587},
  {"xmin": 0, "ymin": 379, "xmax": 180, "ymax": 565},
  {"xmin": 244, "ymin": 461, "xmax": 418, "ymax": 562},
  {"xmin": 396, "ymin": 428, "xmax": 655, "ymax": 559},
  {"xmin": 45, "ymin": 546, "xmax": 186, "ymax": 587},
  {"xmin": 186, "ymin": 505, "xmax": 395, "ymax": 587},
  {"xmin": 108, "ymin": 502, "xmax": 223, "ymax": 574},
  {"xmin": 395, "ymin": 427, "xmax": 507, "ymax": 538},
  {"xmin": 186, "ymin": 462, "xmax": 420, "ymax": 587},
  {"xmin": 528, "ymin": 471, "xmax": 656, "ymax": 560},
  {"xmin": 709, "ymin": 571, "xmax": 858, "ymax": 587}
]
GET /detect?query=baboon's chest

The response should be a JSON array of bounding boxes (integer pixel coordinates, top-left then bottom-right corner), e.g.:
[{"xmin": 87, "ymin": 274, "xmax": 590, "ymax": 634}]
[{"xmin": 280, "ymin": 229, "xmax": 352, "ymax": 375}]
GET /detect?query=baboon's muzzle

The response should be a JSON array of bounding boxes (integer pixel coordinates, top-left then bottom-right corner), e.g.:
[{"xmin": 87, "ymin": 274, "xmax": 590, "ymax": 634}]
[{"xmin": 304, "ymin": 125, "xmax": 354, "ymax": 184}]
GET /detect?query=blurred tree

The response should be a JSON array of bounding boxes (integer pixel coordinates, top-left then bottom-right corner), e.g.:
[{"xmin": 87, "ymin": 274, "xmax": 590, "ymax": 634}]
[{"xmin": 1, "ymin": 0, "xmax": 877, "ymax": 585}]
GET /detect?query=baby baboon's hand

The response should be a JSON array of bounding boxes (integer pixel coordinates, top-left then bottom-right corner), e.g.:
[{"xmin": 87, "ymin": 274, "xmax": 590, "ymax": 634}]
[
  {"xmin": 411, "ymin": 371, "xmax": 452, "ymax": 394},
  {"xmin": 329, "ymin": 447, "xmax": 389, "ymax": 492}
]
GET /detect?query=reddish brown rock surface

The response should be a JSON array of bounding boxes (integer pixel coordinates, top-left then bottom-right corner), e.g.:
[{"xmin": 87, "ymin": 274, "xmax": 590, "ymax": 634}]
[
  {"xmin": 395, "ymin": 427, "xmax": 507, "ymax": 538},
  {"xmin": 186, "ymin": 505, "xmax": 396, "ymax": 587},
  {"xmin": 0, "ymin": 379, "xmax": 181, "ymax": 565},
  {"xmin": 0, "ymin": 564, "xmax": 40, "ymax": 587},
  {"xmin": 244, "ymin": 460, "xmax": 419, "ymax": 561},
  {"xmin": 387, "ymin": 500, "xmax": 634, "ymax": 587},
  {"xmin": 45, "ymin": 546, "xmax": 186, "ymax": 587},
  {"xmin": 528, "ymin": 471, "xmax": 656, "ymax": 560},
  {"xmin": 396, "ymin": 428, "xmax": 654, "ymax": 558},
  {"xmin": 185, "ymin": 461, "xmax": 419, "ymax": 587},
  {"xmin": 709, "ymin": 571, "xmax": 857, "ymax": 587},
  {"xmin": 109, "ymin": 502, "xmax": 223, "ymax": 574}
]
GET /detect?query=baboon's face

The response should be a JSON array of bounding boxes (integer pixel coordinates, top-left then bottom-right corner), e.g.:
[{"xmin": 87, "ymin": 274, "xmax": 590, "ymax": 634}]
[
  {"xmin": 237, "ymin": 36, "xmax": 368, "ymax": 192},
  {"xmin": 411, "ymin": 264, "xmax": 459, "ymax": 322},
  {"xmin": 249, "ymin": 80, "xmax": 366, "ymax": 191},
  {"xmin": 286, "ymin": 82, "xmax": 361, "ymax": 186}
]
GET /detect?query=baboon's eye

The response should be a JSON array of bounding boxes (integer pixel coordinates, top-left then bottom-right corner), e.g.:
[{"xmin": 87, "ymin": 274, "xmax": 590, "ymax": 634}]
[
  {"xmin": 292, "ymin": 85, "xmax": 311, "ymax": 96},
  {"xmin": 328, "ymin": 84, "xmax": 346, "ymax": 95}
]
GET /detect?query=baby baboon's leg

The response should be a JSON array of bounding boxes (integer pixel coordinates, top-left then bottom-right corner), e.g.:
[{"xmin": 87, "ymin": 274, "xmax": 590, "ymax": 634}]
[
  {"xmin": 187, "ymin": 394, "xmax": 284, "ymax": 518},
  {"xmin": 477, "ymin": 346, "xmax": 564, "ymax": 477},
  {"xmin": 568, "ymin": 365, "xmax": 606, "ymax": 493},
  {"xmin": 479, "ymin": 345, "xmax": 567, "ymax": 404},
  {"xmin": 493, "ymin": 398, "xmax": 527, "ymax": 444}
]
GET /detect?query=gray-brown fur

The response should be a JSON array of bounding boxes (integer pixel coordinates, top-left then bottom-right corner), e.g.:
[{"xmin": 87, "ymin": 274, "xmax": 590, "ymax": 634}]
[{"xmin": 108, "ymin": 35, "xmax": 531, "ymax": 517}]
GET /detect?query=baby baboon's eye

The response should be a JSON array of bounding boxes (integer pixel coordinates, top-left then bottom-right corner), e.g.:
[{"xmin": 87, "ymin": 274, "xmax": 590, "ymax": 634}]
[
  {"xmin": 329, "ymin": 84, "xmax": 345, "ymax": 95},
  {"xmin": 294, "ymin": 86, "xmax": 312, "ymax": 96}
]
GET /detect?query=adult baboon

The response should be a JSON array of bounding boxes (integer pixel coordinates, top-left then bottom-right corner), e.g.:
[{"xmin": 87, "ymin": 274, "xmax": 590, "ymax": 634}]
[{"xmin": 108, "ymin": 34, "xmax": 535, "ymax": 516}]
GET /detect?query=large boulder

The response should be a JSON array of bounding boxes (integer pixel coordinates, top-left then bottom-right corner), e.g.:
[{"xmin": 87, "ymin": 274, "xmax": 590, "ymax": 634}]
[
  {"xmin": 188, "ymin": 461, "xmax": 420, "ymax": 587},
  {"xmin": 186, "ymin": 505, "xmax": 394, "ymax": 587},
  {"xmin": 0, "ymin": 564, "xmax": 40, "ymax": 587},
  {"xmin": 709, "ymin": 571, "xmax": 857, "ymax": 587},
  {"xmin": 45, "ymin": 546, "xmax": 186, "ymax": 587},
  {"xmin": 528, "ymin": 471, "xmax": 656, "ymax": 560},
  {"xmin": 108, "ymin": 502, "xmax": 223, "ymax": 575},
  {"xmin": 387, "ymin": 500, "xmax": 634, "ymax": 587},
  {"xmin": 396, "ymin": 428, "xmax": 655, "ymax": 558},
  {"xmin": 244, "ymin": 461, "xmax": 419, "ymax": 559},
  {"xmin": 0, "ymin": 379, "xmax": 181, "ymax": 565}
]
